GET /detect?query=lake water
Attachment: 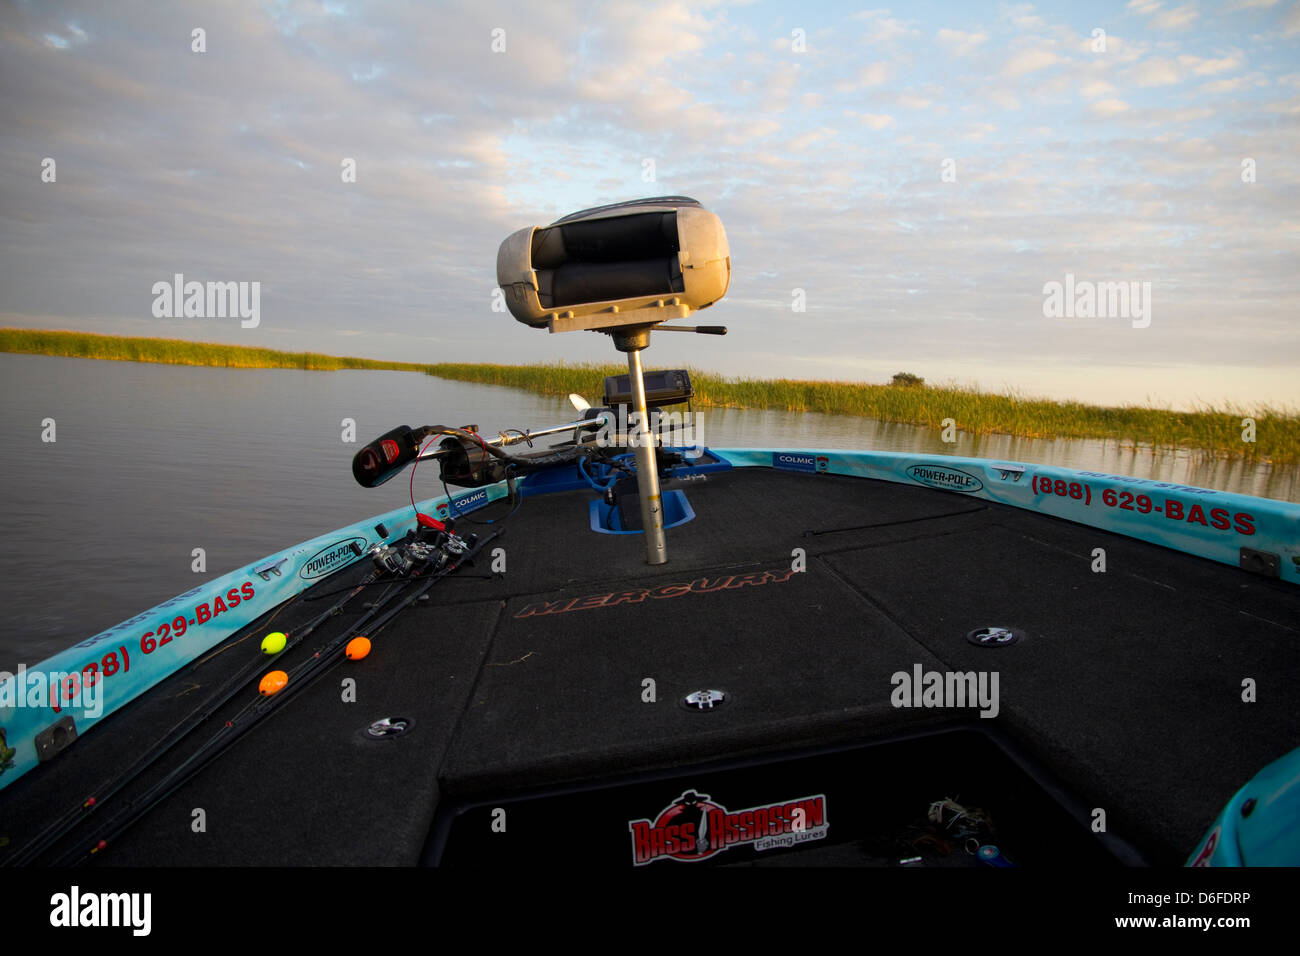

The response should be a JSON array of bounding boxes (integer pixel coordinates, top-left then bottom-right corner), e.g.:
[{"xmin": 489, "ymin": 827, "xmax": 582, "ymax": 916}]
[{"xmin": 1, "ymin": 352, "xmax": 1296, "ymax": 671}]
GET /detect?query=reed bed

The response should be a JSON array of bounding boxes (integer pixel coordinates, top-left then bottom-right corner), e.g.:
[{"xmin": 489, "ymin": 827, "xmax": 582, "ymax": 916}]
[
  {"xmin": 423, "ymin": 362, "xmax": 1300, "ymax": 464},
  {"xmin": 0, "ymin": 328, "xmax": 429, "ymax": 372},
  {"xmin": 3, "ymin": 330, "xmax": 1295, "ymax": 463}
]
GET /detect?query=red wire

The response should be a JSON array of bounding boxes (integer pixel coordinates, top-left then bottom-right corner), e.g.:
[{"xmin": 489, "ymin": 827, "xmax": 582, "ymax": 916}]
[{"xmin": 410, "ymin": 434, "xmax": 448, "ymax": 531}]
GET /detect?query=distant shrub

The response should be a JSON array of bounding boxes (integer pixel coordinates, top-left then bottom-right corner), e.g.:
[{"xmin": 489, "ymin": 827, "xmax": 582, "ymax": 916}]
[{"xmin": 891, "ymin": 372, "xmax": 925, "ymax": 387}]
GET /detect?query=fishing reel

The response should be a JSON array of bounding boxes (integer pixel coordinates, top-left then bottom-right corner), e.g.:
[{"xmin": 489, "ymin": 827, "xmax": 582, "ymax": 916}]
[{"xmin": 372, "ymin": 530, "xmax": 474, "ymax": 576}]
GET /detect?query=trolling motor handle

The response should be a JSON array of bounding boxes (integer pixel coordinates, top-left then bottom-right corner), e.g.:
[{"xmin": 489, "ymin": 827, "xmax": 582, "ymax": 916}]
[
  {"xmin": 352, "ymin": 425, "xmax": 431, "ymax": 487},
  {"xmin": 653, "ymin": 324, "xmax": 727, "ymax": 335}
]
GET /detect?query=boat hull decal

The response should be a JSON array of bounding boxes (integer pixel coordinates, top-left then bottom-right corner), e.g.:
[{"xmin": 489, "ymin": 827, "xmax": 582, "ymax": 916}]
[
  {"xmin": 906, "ymin": 464, "xmax": 984, "ymax": 493},
  {"xmin": 630, "ymin": 790, "xmax": 829, "ymax": 865},
  {"xmin": 515, "ymin": 566, "xmax": 799, "ymax": 619},
  {"xmin": 715, "ymin": 447, "xmax": 1300, "ymax": 589}
]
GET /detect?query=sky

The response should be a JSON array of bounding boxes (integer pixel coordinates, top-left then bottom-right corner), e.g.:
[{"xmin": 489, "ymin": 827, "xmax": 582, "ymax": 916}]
[{"xmin": 1, "ymin": 0, "xmax": 1298, "ymax": 411}]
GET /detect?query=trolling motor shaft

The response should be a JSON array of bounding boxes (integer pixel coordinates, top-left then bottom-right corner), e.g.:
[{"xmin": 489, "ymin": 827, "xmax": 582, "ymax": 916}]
[{"xmin": 612, "ymin": 327, "xmax": 667, "ymax": 564}]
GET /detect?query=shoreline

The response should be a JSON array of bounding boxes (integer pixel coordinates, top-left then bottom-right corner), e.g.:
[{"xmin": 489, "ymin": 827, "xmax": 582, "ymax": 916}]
[{"xmin": 2, "ymin": 328, "xmax": 1295, "ymax": 464}]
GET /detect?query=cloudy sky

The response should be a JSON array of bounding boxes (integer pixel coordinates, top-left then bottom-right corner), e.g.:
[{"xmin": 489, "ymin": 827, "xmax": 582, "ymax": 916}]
[{"xmin": 2, "ymin": 0, "xmax": 1297, "ymax": 410}]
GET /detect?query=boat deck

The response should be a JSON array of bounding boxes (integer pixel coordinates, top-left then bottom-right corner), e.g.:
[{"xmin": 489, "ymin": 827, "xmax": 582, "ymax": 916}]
[{"xmin": 4, "ymin": 466, "xmax": 1297, "ymax": 866}]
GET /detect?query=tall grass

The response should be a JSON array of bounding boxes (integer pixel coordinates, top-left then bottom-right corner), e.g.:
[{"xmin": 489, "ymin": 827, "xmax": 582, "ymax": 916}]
[
  {"xmin": 4, "ymin": 329, "xmax": 1295, "ymax": 463},
  {"xmin": 423, "ymin": 362, "xmax": 1300, "ymax": 465},
  {"xmin": 0, "ymin": 328, "xmax": 434, "ymax": 372}
]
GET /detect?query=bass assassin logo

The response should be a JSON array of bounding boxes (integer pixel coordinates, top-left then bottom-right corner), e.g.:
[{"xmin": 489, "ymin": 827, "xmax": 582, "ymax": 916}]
[{"xmin": 629, "ymin": 790, "xmax": 829, "ymax": 865}]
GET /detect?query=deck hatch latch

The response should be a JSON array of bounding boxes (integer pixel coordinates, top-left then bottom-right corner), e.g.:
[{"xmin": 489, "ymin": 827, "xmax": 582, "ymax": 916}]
[
  {"xmin": 35, "ymin": 715, "xmax": 78, "ymax": 762},
  {"xmin": 681, "ymin": 689, "xmax": 728, "ymax": 712},
  {"xmin": 365, "ymin": 716, "xmax": 412, "ymax": 739},
  {"xmin": 1239, "ymin": 548, "xmax": 1279, "ymax": 578},
  {"xmin": 967, "ymin": 627, "xmax": 1022, "ymax": 647}
]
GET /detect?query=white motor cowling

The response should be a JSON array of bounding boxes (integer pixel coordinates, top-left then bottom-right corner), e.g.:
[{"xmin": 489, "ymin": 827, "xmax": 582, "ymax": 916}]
[{"xmin": 496, "ymin": 196, "xmax": 730, "ymax": 333}]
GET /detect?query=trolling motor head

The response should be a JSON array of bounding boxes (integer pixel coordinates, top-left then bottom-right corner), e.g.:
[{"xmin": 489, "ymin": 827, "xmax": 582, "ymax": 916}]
[
  {"xmin": 496, "ymin": 196, "xmax": 730, "ymax": 349},
  {"xmin": 352, "ymin": 425, "xmax": 428, "ymax": 488},
  {"xmin": 352, "ymin": 424, "xmax": 513, "ymax": 489}
]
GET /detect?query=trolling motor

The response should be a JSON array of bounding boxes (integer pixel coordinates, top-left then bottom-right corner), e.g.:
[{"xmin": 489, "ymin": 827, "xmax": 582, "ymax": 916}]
[
  {"xmin": 496, "ymin": 196, "xmax": 731, "ymax": 564},
  {"xmin": 350, "ymin": 424, "xmax": 511, "ymax": 489},
  {"xmin": 351, "ymin": 418, "xmax": 605, "ymax": 490}
]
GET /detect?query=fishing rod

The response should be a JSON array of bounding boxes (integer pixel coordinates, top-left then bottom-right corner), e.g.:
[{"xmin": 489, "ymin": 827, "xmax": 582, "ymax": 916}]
[
  {"xmin": 3, "ymin": 534, "xmax": 407, "ymax": 867},
  {"xmin": 20, "ymin": 406, "xmax": 564, "ymax": 864},
  {"xmin": 58, "ymin": 527, "xmax": 497, "ymax": 867}
]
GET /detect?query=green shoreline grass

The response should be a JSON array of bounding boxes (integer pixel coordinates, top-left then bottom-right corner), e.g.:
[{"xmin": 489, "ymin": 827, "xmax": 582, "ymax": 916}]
[
  {"xmin": 4, "ymin": 328, "xmax": 1296, "ymax": 464},
  {"xmin": 0, "ymin": 327, "xmax": 432, "ymax": 372}
]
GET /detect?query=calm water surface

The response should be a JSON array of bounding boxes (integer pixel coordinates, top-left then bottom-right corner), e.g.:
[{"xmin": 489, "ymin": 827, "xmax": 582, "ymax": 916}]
[{"xmin": 1, "ymin": 353, "xmax": 1296, "ymax": 670}]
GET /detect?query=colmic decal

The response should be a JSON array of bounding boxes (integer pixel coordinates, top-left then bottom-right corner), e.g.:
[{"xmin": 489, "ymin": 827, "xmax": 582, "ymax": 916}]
[
  {"xmin": 438, "ymin": 489, "xmax": 490, "ymax": 518},
  {"xmin": 629, "ymin": 790, "xmax": 829, "ymax": 865},
  {"xmin": 906, "ymin": 464, "xmax": 984, "ymax": 493},
  {"xmin": 773, "ymin": 452, "xmax": 818, "ymax": 473}
]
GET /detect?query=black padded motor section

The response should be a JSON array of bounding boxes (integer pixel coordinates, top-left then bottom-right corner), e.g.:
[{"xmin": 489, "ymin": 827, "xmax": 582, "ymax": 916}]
[
  {"xmin": 559, "ymin": 211, "xmax": 678, "ymax": 261},
  {"xmin": 531, "ymin": 212, "xmax": 684, "ymax": 308},
  {"xmin": 439, "ymin": 555, "xmax": 953, "ymax": 797}
]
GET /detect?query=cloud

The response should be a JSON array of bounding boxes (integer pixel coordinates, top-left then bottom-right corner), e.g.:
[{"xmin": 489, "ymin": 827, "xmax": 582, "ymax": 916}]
[
  {"xmin": 1089, "ymin": 98, "xmax": 1132, "ymax": 116},
  {"xmin": 2, "ymin": 0, "xmax": 1298, "ymax": 411},
  {"xmin": 1151, "ymin": 3, "xmax": 1200, "ymax": 30},
  {"xmin": 851, "ymin": 10, "xmax": 917, "ymax": 45},
  {"xmin": 857, "ymin": 112, "xmax": 895, "ymax": 129},
  {"xmin": 1080, "ymin": 79, "xmax": 1118, "ymax": 98},
  {"xmin": 1127, "ymin": 0, "xmax": 1201, "ymax": 30},
  {"xmin": 1178, "ymin": 50, "xmax": 1244, "ymax": 75},
  {"xmin": 1002, "ymin": 48, "xmax": 1061, "ymax": 77},
  {"xmin": 1129, "ymin": 57, "xmax": 1182, "ymax": 85},
  {"xmin": 1001, "ymin": 4, "xmax": 1046, "ymax": 29},
  {"xmin": 1201, "ymin": 72, "xmax": 1263, "ymax": 92},
  {"xmin": 787, "ymin": 126, "xmax": 838, "ymax": 150},
  {"xmin": 958, "ymin": 121, "xmax": 998, "ymax": 141},
  {"xmin": 936, "ymin": 28, "xmax": 988, "ymax": 56},
  {"xmin": 980, "ymin": 87, "xmax": 1022, "ymax": 110},
  {"xmin": 1286, "ymin": 2, "xmax": 1300, "ymax": 35},
  {"xmin": 834, "ymin": 61, "xmax": 890, "ymax": 91}
]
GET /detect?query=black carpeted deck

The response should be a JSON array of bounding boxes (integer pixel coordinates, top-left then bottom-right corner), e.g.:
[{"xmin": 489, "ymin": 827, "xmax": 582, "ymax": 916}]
[{"xmin": 2, "ymin": 466, "xmax": 1297, "ymax": 867}]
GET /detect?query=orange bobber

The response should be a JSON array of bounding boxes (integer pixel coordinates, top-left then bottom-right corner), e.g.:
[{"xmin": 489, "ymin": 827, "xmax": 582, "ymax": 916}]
[
  {"xmin": 258, "ymin": 670, "xmax": 289, "ymax": 696},
  {"xmin": 345, "ymin": 637, "xmax": 372, "ymax": 661}
]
